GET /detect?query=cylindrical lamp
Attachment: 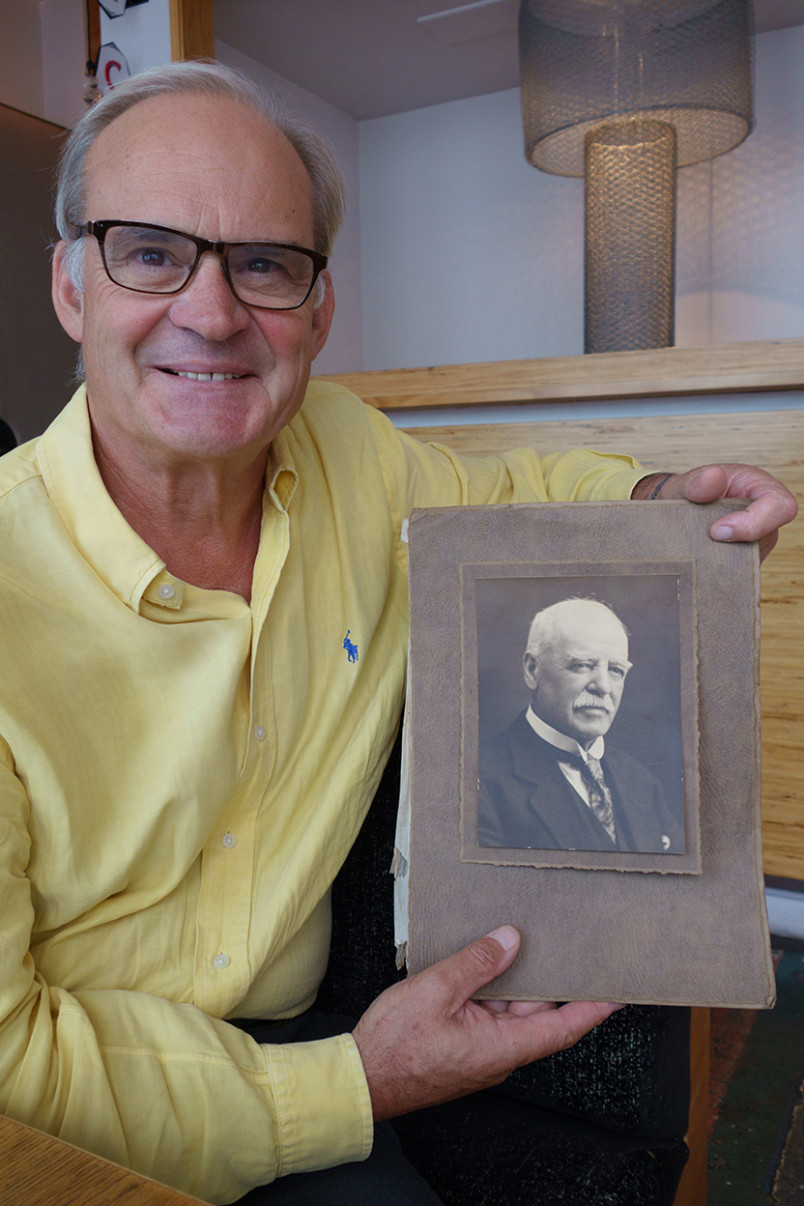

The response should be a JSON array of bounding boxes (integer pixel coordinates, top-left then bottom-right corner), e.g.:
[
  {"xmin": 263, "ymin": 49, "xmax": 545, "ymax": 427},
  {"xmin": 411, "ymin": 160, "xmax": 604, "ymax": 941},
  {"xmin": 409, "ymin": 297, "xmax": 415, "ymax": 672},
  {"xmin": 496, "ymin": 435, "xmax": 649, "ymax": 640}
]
[{"xmin": 519, "ymin": 0, "xmax": 754, "ymax": 353}]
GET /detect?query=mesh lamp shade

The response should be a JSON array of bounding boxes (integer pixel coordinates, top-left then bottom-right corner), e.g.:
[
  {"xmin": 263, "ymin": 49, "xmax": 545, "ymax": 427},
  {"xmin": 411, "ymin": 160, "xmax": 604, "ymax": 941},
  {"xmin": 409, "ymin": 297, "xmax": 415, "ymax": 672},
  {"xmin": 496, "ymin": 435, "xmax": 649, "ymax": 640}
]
[{"xmin": 519, "ymin": 0, "xmax": 754, "ymax": 352}]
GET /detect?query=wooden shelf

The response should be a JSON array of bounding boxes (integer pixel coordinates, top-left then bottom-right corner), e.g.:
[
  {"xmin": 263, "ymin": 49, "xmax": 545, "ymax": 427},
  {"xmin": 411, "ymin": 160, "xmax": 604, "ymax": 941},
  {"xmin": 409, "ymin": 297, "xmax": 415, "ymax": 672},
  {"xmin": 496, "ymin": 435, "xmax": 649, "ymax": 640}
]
[{"xmin": 317, "ymin": 338, "xmax": 804, "ymax": 411}]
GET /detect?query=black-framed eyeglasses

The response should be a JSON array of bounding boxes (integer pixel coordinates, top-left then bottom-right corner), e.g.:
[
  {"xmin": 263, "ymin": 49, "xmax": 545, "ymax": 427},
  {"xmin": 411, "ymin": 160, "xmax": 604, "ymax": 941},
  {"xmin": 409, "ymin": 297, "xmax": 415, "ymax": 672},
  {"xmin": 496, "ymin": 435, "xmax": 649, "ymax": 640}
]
[{"xmin": 76, "ymin": 220, "xmax": 328, "ymax": 311}]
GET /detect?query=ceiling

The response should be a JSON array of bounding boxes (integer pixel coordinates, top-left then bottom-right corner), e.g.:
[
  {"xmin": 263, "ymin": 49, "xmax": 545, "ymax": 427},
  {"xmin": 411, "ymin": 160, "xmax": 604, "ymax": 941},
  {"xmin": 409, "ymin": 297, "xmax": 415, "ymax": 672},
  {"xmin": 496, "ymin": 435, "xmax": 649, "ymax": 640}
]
[{"xmin": 213, "ymin": 0, "xmax": 804, "ymax": 121}]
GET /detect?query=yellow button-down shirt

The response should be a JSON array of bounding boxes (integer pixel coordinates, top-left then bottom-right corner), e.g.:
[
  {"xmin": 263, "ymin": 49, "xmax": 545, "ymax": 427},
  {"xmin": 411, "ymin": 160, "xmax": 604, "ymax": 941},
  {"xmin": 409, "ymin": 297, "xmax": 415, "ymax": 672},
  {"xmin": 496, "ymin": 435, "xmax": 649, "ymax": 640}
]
[{"xmin": 0, "ymin": 382, "xmax": 643, "ymax": 1202}]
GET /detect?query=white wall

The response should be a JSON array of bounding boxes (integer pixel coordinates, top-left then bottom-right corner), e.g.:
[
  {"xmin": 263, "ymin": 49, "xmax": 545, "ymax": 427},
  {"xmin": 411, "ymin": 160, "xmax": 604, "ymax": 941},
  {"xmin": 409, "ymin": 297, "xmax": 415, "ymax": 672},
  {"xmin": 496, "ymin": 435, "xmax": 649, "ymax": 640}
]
[
  {"xmin": 359, "ymin": 26, "xmax": 804, "ymax": 372},
  {"xmin": 98, "ymin": 0, "xmax": 171, "ymax": 80},
  {"xmin": 216, "ymin": 42, "xmax": 363, "ymax": 376},
  {"xmin": 703, "ymin": 25, "xmax": 804, "ymax": 343},
  {"xmin": 359, "ymin": 88, "xmax": 582, "ymax": 370}
]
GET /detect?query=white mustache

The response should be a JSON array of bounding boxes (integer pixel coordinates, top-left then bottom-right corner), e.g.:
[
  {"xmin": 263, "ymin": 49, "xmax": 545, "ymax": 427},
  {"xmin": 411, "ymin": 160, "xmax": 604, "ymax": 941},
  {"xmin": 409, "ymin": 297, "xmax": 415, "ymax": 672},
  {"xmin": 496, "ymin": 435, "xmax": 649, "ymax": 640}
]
[{"xmin": 574, "ymin": 693, "xmax": 613, "ymax": 712}]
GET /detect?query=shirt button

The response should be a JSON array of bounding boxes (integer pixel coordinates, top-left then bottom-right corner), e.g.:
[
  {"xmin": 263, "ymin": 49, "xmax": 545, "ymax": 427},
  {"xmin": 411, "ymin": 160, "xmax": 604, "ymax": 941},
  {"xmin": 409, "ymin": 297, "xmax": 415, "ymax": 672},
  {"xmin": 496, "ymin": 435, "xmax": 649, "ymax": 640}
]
[
  {"xmin": 158, "ymin": 583, "xmax": 175, "ymax": 600},
  {"xmin": 221, "ymin": 831, "xmax": 237, "ymax": 849},
  {"xmin": 213, "ymin": 953, "xmax": 230, "ymax": 970},
  {"xmin": 254, "ymin": 725, "xmax": 266, "ymax": 741}
]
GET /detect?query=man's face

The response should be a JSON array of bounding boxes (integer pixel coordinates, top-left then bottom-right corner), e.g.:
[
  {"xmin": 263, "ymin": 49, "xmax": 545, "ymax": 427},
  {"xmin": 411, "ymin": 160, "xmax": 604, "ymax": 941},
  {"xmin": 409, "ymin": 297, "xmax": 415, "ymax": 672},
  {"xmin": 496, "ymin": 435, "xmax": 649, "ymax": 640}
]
[
  {"xmin": 52, "ymin": 92, "xmax": 333, "ymax": 472},
  {"xmin": 524, "ymin": 604, "xmax": 631, "ymax": 748}
]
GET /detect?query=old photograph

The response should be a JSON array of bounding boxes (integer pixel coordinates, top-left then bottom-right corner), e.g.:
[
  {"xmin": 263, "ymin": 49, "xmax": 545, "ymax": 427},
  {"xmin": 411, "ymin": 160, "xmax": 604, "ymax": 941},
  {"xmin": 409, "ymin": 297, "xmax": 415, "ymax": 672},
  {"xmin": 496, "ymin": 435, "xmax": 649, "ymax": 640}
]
[{"xmin": 468, "ymin": 570, "xmax": 690, "ymax": 866}]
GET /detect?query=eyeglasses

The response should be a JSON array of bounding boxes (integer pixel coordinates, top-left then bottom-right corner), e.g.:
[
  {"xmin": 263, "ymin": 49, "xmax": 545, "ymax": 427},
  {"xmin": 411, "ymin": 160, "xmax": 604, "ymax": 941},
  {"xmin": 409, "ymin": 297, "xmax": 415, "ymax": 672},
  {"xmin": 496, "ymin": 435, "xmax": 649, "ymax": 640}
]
[{"xmin": 76, "ymin": 220, "xmax": 328, "ymax": 311}]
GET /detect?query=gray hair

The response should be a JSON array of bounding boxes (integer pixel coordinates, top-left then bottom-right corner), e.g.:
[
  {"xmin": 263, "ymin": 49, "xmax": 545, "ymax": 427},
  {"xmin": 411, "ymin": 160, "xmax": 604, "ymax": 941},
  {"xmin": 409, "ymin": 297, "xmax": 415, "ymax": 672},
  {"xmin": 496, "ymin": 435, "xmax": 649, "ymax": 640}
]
[
  {"xmin": 526, "ymin": 597, "xmax": 629, "ymax": 661},
  {"xmin": 55, "ymin": 59, "xmax": 345, "ymax": 291}
]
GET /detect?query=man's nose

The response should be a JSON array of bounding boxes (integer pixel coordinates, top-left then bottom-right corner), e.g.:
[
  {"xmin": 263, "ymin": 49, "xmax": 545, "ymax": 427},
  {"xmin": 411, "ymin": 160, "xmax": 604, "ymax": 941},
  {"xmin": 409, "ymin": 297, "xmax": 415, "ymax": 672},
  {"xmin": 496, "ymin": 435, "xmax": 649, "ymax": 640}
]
[
  {"xmin": 588, "ymin": 665, "xmax": 612, "ymax": 694},
  {"xmin": 167, "ymin": 252, "xmax": 250, "ymax": 340}
]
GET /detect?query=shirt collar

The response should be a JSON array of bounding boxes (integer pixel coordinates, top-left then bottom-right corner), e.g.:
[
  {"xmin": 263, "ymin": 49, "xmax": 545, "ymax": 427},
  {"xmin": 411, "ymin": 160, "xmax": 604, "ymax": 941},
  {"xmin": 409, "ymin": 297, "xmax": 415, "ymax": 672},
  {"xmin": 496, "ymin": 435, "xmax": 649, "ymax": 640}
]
[
  {"xmin": 37, "ymin": 388, "xmax": 170, "ymax": 612},
  {"xmin": 264, "ymin": 428, "xmax": 298, "ymax": 513},
  {"xmin": 37, "ymin": 387, "xmax": 302, "ymax": 615},
  {"xmin": 526, "ymin": 705, "xmax": 605, "ymax": 761}
]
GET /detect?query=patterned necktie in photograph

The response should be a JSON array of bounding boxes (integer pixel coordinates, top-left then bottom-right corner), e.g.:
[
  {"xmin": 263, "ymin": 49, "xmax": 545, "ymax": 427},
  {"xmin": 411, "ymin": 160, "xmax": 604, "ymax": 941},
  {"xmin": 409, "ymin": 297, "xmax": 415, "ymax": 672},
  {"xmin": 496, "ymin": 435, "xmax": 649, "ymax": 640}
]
[{"xmin": 576, "ymin": 755, "xmax": 617, "ymax": 844}]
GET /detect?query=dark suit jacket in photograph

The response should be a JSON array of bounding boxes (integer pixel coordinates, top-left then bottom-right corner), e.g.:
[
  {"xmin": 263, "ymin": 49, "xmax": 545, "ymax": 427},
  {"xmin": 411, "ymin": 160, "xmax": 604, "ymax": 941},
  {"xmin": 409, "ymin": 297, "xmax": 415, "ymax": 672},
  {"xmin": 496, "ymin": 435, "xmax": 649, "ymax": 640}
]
[{"xmin": 477, "ymin": 712, "xmax": 683, "ymax": 854}]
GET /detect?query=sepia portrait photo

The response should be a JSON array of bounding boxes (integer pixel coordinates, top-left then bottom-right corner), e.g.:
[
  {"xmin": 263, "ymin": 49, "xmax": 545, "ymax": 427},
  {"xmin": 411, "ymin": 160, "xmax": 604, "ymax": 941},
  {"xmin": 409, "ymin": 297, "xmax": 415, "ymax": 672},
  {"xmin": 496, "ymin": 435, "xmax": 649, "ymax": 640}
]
[{"xmin": 461, "ymin": 565, "xmax": 700, "ymax": 874}]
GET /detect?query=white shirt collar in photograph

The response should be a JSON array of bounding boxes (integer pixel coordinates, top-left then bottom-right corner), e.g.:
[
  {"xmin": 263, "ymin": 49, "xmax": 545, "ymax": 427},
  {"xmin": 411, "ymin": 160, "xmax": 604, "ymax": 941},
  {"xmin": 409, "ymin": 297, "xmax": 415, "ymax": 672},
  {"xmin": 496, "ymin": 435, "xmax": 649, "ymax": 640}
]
[{"xmin": 525, "ymin": 706, "xmax": 605, "ymax": 762}]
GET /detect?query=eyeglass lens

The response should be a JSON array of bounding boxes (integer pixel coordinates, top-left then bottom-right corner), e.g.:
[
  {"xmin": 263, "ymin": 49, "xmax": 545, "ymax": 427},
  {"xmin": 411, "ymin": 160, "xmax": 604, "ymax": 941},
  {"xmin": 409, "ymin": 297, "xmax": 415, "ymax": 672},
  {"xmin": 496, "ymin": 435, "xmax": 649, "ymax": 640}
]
[{"xmin": 100, "ymin": 225, "xmax": 318, "ymax": 309}]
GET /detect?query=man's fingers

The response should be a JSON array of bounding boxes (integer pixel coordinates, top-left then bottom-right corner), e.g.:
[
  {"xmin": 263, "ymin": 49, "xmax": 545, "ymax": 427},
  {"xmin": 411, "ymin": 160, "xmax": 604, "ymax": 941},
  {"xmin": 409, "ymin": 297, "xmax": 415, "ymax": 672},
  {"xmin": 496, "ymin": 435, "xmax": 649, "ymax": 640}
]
[
  {"xmin": 641, "ymin": 463, "xmax": 797, "ymax": 561},
  {"xmin": 484, "ymin": 999, "xmax": 624, "ymax": 1063},
  {"xmin": 489, "ymin": 999, "xmax": 557, "ymax": 1018},
  {"xmin": 549, "ymin": 999, "xmax": 625, "ymax": 1042},
  {"xmin": 480, "ymin": 998, "xmax": 556, "ymax": 1016},
  {"xmin": 353, "ymin": 926, "xmax": 626, "ymax": 1121},
  {"xmin": 698, "ymin": 466, "xmax": 796, "ymax": 557},
  {"xmin": 708, "ymin": 490, "xmax": 797, "ymax": 551}
]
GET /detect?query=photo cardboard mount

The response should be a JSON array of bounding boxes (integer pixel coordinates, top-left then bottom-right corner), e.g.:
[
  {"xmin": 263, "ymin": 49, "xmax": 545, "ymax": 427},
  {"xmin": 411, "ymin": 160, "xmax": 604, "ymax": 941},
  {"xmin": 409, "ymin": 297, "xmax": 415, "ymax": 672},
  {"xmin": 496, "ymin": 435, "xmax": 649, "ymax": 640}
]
[{"xmin": 402, "ymin": 500, "xmax": 775, "ymax": 1008}]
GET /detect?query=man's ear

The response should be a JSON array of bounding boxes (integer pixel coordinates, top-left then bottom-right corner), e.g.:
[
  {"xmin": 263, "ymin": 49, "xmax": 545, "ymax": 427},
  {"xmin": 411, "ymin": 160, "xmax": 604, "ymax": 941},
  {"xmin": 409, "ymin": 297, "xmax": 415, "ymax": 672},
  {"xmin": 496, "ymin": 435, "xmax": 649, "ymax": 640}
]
[
  {"xmin": 310, "ymin": 270, "xmax": 335, "ymax": 360},
  {"xmin": 51, "ymin": 241, "xmax": 85, "ymax": 343},
  {"xmin": 523, "ymin": 651, "xmax": 539, "ymax": 692}
]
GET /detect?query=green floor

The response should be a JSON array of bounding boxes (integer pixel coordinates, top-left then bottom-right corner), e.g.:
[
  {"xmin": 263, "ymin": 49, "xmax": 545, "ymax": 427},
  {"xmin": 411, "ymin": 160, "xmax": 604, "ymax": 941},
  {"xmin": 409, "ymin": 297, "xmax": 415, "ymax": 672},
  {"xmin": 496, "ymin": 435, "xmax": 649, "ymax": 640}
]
[{"xmin": 708, "ymin": 947, "xmax": 804, "ymax": 1205}]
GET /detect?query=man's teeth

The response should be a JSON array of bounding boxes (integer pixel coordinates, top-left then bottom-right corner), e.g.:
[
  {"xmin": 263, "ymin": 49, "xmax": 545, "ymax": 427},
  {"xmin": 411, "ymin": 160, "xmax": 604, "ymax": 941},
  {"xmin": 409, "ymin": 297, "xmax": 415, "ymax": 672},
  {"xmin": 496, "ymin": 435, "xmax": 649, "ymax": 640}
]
[{"xmin": 174, "ymin": 370, "xmax": 241, "ymax": 382}]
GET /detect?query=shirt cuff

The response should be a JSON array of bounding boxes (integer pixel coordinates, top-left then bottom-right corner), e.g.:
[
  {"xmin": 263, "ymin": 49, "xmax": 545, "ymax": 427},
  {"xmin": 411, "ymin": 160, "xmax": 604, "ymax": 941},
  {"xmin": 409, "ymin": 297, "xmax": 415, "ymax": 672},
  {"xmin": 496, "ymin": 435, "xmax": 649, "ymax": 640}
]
[
  {"xmin": 267, "ymin": 1032, "xmax": 374, "ymax": 1176},
  {"xmin": 573, "ymin": 456, "xmax": 647, "ymax": 501}
]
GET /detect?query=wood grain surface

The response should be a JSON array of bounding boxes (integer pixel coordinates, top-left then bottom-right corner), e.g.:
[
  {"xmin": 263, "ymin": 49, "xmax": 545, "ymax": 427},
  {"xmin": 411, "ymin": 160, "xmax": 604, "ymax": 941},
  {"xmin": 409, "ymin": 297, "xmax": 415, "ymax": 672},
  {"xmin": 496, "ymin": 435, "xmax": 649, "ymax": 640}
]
[
  {"xmin": 674, "ymin": 1007, "xmax": 711, "ymax": 1206},
  {"xmin": 169, "ymin": 0, "xmax": 215, "ymax": 61},
  {"xmin": 0, "ymin": 1113, "xmax": 208, "ymax": 1205},
  {"xmin": 321, "ymin": 338, "xmax": 804, "ymax": 410}
]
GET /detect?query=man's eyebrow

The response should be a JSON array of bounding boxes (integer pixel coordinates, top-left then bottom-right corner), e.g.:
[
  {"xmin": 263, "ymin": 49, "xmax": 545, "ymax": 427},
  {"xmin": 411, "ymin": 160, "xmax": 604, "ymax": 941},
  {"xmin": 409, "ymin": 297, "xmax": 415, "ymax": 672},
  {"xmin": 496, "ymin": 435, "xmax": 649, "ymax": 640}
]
[{"xmin": 564, "ymin": 649, "xmax": 633, "ymax": 670}]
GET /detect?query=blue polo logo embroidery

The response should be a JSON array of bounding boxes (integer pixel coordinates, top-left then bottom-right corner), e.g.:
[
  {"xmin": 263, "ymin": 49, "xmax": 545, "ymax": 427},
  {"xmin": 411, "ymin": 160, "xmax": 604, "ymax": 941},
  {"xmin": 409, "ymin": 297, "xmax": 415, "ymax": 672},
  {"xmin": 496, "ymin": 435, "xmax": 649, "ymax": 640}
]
[{"xmin": 343, "ymin": 630, "xmax": 359, "ymax": 664}]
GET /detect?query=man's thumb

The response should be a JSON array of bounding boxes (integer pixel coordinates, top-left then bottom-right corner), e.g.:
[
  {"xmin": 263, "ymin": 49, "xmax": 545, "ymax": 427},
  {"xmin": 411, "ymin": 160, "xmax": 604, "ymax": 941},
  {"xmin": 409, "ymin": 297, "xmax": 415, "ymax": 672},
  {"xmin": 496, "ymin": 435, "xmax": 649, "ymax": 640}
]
[
  {"xmin": 487, "ymin": 925, "xmax": 520, "ymax": 955},
  {"xmin": 443, "ymin": 925, "xmax": 522, "ymax": 1001}
]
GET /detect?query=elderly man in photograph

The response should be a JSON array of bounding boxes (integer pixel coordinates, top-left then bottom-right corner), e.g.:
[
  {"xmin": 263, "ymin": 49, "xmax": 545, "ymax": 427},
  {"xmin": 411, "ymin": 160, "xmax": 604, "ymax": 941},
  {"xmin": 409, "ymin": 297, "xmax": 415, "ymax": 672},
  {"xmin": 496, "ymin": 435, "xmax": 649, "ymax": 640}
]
[
  {"xmin": 0, "ymin": 59, "xmax": 796, "ymax": 1206},
  {"xmin": 477, "ymin": 598, "xmax": 682, "ymax": 853}
]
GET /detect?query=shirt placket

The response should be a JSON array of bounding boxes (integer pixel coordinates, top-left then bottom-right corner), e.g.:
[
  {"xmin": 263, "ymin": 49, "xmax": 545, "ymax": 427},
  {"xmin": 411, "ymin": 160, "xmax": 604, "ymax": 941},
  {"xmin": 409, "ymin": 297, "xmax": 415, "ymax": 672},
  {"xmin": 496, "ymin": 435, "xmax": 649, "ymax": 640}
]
[{"xmin": 193, "ymin": 490, "xmax": 293, "ymax": 1017}]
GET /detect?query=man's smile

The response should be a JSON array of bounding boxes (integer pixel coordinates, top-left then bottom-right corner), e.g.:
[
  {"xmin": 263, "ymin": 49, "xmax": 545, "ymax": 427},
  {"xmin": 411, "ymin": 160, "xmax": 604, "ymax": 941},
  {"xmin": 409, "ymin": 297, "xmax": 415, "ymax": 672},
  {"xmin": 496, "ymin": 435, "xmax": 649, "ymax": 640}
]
[{"xmin": 168, "ymin": 370, "xmax": 244, "ymax": 382}]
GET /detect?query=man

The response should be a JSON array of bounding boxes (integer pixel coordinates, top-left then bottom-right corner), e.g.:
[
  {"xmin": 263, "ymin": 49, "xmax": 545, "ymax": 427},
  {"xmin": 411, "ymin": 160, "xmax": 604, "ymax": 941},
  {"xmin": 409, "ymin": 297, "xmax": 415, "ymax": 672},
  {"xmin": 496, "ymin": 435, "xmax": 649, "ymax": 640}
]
[
  {"xmin": 477, "ymin": 598, "xmax": 682, "ymax": 852},
  {"xmin": 0, "ymin": 61, "xmax": 795, "ymax": 1205}
]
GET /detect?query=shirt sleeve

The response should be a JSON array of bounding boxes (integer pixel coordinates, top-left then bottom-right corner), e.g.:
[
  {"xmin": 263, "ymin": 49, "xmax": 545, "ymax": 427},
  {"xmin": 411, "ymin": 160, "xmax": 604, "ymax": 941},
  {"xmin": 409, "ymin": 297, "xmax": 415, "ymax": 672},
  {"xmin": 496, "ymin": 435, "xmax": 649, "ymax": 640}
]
[
  {"xmin": 0, "ymin": 745, "xmax": 373, "ymax": 1204},
  {"xmin": 358, "ymin": 404, "xmax": 645, "ymax": 511}
]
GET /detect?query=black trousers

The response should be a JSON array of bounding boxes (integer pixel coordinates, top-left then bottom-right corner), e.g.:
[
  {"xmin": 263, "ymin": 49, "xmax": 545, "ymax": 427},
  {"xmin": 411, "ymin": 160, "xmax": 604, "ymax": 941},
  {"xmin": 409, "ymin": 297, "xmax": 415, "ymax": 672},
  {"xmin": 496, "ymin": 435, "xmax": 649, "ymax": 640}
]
[
  {"xmin": 225, "ymin": 1011, "xmax": 688, "ymax": 1206},
  {"xmin": 227, "ymin": 1010, "xmax": 443, "ymax": 1206}
]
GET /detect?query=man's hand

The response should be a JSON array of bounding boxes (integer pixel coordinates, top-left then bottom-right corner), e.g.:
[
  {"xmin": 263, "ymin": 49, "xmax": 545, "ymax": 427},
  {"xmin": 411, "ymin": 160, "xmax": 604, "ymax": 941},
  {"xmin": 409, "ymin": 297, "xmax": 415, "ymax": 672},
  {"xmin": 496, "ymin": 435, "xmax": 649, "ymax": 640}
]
[
  {"xmin": 632, "ymin": 464, "xmax": 797, "ymax": 561},
  {"xmin": 352, "ymin": 926, "xmax": 622, "ymax": 1121}
]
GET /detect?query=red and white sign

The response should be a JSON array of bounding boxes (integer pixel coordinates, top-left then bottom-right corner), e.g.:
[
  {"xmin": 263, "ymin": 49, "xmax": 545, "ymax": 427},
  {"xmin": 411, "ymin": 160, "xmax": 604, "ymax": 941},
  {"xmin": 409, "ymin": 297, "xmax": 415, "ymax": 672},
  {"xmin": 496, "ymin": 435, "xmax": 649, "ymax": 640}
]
[{"xmin": 96, "ymin": 43, "xmax": 131, "ymax": 92}]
